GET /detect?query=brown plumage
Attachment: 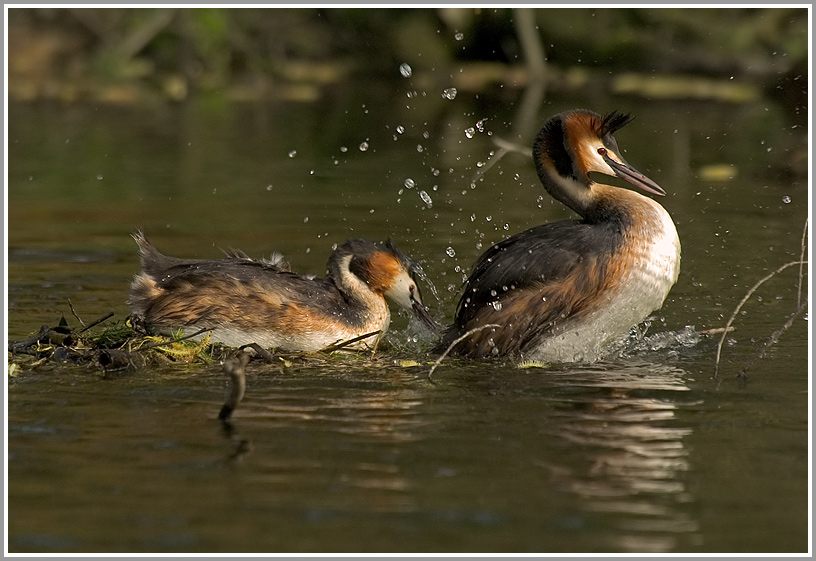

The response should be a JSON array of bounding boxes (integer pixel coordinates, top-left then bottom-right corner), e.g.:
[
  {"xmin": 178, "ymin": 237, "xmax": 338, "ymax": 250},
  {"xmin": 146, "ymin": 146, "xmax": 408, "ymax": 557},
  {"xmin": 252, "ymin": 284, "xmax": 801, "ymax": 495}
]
[
  {"xmin": 439, "ymin": 109, "xmax": 681, "ymax": 361},
  {"xmin": 129, "ymin": 233, "xmax": 438, "ymax": 352}
]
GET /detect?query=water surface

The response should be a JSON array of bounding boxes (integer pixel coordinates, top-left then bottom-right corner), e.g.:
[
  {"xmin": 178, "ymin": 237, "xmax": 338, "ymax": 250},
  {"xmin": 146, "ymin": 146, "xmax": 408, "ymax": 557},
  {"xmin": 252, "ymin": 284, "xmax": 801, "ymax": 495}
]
[{"xmin": 6, "ymin": 87, "xmax": 809, "ymax": 553}]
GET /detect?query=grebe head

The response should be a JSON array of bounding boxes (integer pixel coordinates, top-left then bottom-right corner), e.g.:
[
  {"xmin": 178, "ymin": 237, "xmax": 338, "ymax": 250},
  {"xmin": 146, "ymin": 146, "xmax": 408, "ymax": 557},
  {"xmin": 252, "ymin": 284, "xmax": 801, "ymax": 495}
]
[
  {"xmin": 328, "ymin": 239, "xmax": 439, "ymax": 331},
  {"xmin": 532, "ymin": 109, "xmax": 664, "ymax": 216}
]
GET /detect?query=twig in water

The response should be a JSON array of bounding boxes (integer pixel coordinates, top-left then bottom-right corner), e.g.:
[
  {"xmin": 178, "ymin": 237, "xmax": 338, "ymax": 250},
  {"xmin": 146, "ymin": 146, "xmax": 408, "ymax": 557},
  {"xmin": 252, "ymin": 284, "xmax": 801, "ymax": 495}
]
[
  {"xmin": 797, "ymin": 218, "xmax": 808, "ymax": 308},
  {"xmin": 319, "ymin": 330, "xmax": 381, "ymax": 354},
  {"xmin": 219, "ymin": 352, "xmax": 250, "ymax": 421},
  {"xmin": 428, "ymin": 324, "xmax": 500, "ymax": 382},
  {"xmin": 67, "ymin": 299, "xmax": 86, "ymax": 328},
  {"xmin": 79, "ymin": 311, "xmax": 115, "ymax": 333},
  {"xmin": 241, "ymin": 342, "xmax": 274, "ymax": 363},
  {"xmin": 738, "ymin": 299, "xmax": 808, "ymax": 380},
  {"xmin": 714, "ymin": 260, "xmax": 808, "ymax": 377}
]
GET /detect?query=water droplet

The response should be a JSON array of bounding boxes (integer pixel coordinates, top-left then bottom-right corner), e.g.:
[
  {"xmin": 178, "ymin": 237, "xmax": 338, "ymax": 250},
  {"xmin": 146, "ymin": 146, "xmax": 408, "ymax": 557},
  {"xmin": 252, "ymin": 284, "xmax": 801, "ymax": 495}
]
[
  {"xmin": 490, "ymin": 289, "xmax": 498, "ymax": 297},
  {"xmin": 359, "ymin": 141, "xmax": 369, "ymax": 152},
  {"xmin": 454, "ymin": 31, "xmax": 464, "ymax": 41},
  {"xmin": 445, "ymin": 246, "xmax": 456, "ymax": 257},
  {"xmin": 340, "ymin": 146, "xmax": 348, "ymax": 153},
  {"xmin": 491, "ymin": 301, "xmax": 502, "ymax": 311},
  {"xmin": 404, "ymin": 178, "xmax": 415, "ymax": 189},
  {"xmin": 399, "ymin": 63, "xmax": 412, "ymax": 78},
  {"xmin": 782, "ymin": 195, "xmax": 792, "ymax": 204},
  {"xmin": 485, "ymin": 215, "xmax": 492, "ymax": 222},
  {"xmin": 396, "ymin": 125, "xmax": 405, "ymax": 134},
  {"xmin": 476, "ymin": 118, "xmax": 488, "ymax": 132},
  {"xmin": 96, "ymin": 174, "xmax": 103, "ymax": 181},
  {"xmin": 416, "ymin": 145, "xmax": 424, "ymax": 153},
  {"xmin": 465, "ymin": 127, "xmax": 475, "ymax": 139},
  {"xmin": 266, "ymin": 184, "xmax": 273, "ymax": 191},
  {"xmin": 419, "ymin": 190, "xmax": 433, "ymax": 206},
  {"xmin": 288, "ymin": 150, "xmax": 297, "ymax": 158},
  {"xmin": 442, "ymin": 87, "xmax": 458, "ymax": 100},
  {"xmin": 303, "ymin": 217, "xmax": 309, "ymax": 223}
]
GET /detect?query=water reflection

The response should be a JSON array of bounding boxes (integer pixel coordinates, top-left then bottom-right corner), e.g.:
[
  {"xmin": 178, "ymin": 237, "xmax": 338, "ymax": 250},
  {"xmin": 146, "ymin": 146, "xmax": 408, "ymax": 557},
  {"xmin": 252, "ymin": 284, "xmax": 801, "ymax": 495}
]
[
  {"xmin": 535, "ymin": 364, "xmax": 701, "ymax": 552},
  {"xmin": 217, "ymin": 366, "xmax": 430, "ymax": 517}
]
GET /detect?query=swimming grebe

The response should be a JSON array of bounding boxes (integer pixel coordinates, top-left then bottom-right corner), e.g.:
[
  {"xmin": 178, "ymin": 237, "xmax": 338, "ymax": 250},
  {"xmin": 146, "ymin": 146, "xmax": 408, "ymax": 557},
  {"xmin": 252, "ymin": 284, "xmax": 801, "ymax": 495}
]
[
  {"xmin": 129, "ymin": 232, "xmax": 438, "ymax": 352},
  {"xmin": 440, "ymin": 109, "xmax": 681, "ymax": 361}
]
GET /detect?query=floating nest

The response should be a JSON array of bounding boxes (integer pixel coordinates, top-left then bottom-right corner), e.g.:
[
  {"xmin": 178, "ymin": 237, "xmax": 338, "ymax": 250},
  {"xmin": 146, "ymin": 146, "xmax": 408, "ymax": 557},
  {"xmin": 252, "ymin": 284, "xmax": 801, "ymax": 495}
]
[{"xmin": 7, "ymin": 311, "xmax": 401, "ymax": 377}]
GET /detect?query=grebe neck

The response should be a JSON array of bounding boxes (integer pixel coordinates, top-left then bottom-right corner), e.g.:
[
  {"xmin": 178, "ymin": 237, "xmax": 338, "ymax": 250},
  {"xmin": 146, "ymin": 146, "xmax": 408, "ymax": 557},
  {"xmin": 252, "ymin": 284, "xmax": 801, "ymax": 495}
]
[{"xmin": 532, "ymin": 117, "xmax": 595, "ymax": 217}]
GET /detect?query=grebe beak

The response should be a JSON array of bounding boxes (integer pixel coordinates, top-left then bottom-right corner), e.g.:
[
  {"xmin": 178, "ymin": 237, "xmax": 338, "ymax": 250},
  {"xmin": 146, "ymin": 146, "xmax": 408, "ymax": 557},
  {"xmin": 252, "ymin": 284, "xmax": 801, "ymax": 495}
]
[
  {"xmin": 602, "ymin": 153, "xmax": 666, "ymax": 196},
  {"xmin": 410, "ymin": 294, "xmax": 441, "ymax": 333}
]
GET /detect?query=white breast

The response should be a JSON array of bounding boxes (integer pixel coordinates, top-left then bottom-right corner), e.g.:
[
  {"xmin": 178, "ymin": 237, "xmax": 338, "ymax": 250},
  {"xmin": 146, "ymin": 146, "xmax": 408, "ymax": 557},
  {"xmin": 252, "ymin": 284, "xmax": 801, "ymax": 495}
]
[{"xmin": 529, "ymin": 197, "xmax": 680, "ymax": 363}]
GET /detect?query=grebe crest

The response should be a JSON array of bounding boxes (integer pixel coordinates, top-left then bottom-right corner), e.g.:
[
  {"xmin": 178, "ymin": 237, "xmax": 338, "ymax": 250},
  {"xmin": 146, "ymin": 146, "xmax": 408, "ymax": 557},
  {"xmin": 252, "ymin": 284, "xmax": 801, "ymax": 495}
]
[
  {"xmin": 441, "ymin": 109, "xmax": 681, "ymax": 361},
  {"xmin": 129, "ymin": 232, "xmax": 438, "ymax": 352}
]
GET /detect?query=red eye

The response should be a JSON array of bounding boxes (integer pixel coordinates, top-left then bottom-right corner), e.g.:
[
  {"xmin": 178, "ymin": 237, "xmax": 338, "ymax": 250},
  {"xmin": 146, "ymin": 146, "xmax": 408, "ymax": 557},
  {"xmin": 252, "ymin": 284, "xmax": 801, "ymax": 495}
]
[{"xmin": 597, "ymin": 147, "xmax": 607, "ymax": 156}]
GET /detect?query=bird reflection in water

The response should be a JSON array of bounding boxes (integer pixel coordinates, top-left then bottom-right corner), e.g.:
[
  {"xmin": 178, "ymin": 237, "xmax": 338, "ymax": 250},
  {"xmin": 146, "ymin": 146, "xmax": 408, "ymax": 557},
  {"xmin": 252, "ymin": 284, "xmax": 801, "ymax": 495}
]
[{"xmin": 534, "ymin": 364, "xmax": 701, "ymax": 552}]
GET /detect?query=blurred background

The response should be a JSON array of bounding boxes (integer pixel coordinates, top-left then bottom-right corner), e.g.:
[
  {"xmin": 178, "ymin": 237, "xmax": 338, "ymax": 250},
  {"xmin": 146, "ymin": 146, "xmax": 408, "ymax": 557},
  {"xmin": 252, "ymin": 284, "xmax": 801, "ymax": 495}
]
[
  {"xmin": 6, "ymin": 8, "xmax": 810, "ymax": 554},
  {"xmin": 7, "ymin": 7, "xmax": 808, "ymax": 122}
]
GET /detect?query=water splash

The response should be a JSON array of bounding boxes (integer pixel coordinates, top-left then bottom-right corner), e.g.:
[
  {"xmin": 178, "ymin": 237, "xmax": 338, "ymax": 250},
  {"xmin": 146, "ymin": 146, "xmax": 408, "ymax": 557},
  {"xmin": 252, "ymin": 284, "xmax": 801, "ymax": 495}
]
[{"xmin": 418, "ymin": 190, "xmax": 433, "ymax": 207}]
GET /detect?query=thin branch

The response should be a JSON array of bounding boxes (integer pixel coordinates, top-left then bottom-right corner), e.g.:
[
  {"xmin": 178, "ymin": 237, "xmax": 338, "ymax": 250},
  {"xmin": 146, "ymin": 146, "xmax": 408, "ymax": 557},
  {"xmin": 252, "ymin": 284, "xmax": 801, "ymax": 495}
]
[
  {"xmin": 428, "ymin": 324, "xmax": 500, "ymax": 381},
  {"xmin": 797, "ymin": 218, "xmax": 808, "ymax": 308},
  {"xmin": 738, "ymin": 298, "xmax": 808, "ymax": 379},
  {"xmin": 67, "ymin": 299, "xmax": 86, "ymax": 328},
  {"xmin": 78, "ymin": 311, "xmax": 115, "ymax": 333},
  {"xmin": 714, "ymin": 260, "xmax": 808, "ymax": 377},
  {"xmin": 319, "ymin": 330, "xmax": 381, "ymax": 354}
]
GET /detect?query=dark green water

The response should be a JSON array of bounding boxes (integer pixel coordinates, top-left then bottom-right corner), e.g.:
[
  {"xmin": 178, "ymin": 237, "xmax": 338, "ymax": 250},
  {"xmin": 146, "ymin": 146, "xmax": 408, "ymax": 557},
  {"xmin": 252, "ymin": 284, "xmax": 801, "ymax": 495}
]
[{"xmin": 6, "ymin": 84, "xmax": 809, "ymax": 553}]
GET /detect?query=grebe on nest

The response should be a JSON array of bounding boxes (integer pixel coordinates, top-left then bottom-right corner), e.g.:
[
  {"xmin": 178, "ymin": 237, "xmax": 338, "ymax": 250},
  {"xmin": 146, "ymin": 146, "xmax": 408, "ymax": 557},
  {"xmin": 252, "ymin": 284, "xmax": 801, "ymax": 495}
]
[
  {"xmin": 440, "ymin": 109, "xmax": 681, "ymax": 361},
  {"xmin": 129, "ymin": 232, "xmax": 438, "ymax": 352}
]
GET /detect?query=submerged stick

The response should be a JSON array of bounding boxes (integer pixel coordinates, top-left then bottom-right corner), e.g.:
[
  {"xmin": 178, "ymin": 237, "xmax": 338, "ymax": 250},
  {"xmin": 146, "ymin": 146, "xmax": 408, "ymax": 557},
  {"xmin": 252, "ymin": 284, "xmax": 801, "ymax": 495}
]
[
  {"xmin": 219, "ymin": 352, "xmax": 250, "ymax": 421},
  {"xmin": 428, "ymin": 324, "xmax": 500, "ymax": 381}
]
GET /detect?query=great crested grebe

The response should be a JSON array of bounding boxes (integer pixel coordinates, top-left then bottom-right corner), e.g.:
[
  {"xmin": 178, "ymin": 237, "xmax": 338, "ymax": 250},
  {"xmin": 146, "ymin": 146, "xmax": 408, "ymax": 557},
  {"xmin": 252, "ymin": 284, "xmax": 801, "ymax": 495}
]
[
  {"xmin": 129, "ymin": 232, "xmax": 438, "ymax": 352},
  {"xmin": 440, "ymin": 109, "xmax": 681, "ymax": 361}
]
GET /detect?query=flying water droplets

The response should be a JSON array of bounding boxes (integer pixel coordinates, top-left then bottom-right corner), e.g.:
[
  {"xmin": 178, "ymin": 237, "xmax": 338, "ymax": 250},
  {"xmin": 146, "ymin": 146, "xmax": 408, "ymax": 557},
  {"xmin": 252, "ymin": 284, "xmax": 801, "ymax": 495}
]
[
  {"xmin": 442, "ymin": 88, "xmax": 457, "ymax": 100},
  {"xmin": 445, "ymin": 246, "xmax": 456, "ymax": 257},
  {"xmin": 404, "ymin": 178, "xmax": 415, "ymax": 189},
  {"xmin": 359, "ymin": 141, "xmax": 369, "ymax": 152},
  {"xmin": 399, "ymin": 63, "xmax": 412, "ymax": 78},
  {"xmin": 419, "ymin": 190, "xmax": 433, "ymax": 207}
]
